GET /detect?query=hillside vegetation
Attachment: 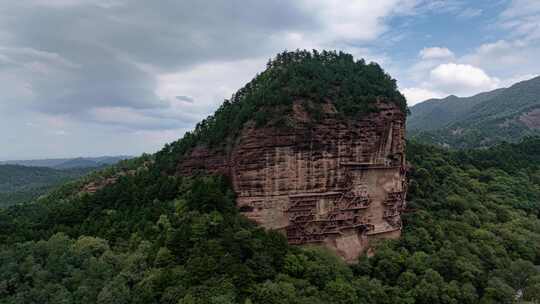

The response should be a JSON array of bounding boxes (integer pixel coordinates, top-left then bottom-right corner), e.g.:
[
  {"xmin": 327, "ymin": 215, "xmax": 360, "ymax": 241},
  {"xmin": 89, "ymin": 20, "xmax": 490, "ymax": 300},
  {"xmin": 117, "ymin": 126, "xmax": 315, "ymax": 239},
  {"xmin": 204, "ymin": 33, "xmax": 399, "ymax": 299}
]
[
  {"xmin": 0, "ymin": 165, "xmax": 92, "ymax": 208},
  {"xmin": 2, "ymin": 138, "xmax": 540, "ymax": 303},
  {"xmin": 408, "ymin": 76, "xmax": 540, "ymax": 148},
  {"xmin": 408, "ymin": 89, "xmax": 505, "ymax": 132}
]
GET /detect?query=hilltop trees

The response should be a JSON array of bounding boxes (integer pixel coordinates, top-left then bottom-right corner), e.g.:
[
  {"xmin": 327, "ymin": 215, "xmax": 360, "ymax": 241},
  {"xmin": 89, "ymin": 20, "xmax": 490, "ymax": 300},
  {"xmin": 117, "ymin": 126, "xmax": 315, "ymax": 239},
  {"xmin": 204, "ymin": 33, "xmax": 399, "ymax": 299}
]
[{"xmin": 155, "ymin": 50, "xmax": 406, "ymax": 173}]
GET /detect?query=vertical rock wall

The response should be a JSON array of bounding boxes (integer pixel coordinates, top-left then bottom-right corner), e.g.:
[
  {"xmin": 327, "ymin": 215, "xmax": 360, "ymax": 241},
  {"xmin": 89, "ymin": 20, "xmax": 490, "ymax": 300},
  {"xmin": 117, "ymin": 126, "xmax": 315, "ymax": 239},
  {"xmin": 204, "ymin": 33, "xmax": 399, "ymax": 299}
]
[{"xmin": 178, "ymin": 100, "xmax": 407, "ymax": 261}]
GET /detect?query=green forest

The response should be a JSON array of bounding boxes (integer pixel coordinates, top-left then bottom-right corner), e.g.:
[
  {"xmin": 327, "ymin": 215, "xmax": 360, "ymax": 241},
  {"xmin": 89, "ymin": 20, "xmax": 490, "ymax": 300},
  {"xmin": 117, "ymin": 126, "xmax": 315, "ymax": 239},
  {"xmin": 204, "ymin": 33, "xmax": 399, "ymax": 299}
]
[
  {"xmin": 0, "ymin": 165, "xmax": 93, "ymax": 208},
  {"xmin": 2, "ymin": 137, "xmax": 540, "ymax": 303}
]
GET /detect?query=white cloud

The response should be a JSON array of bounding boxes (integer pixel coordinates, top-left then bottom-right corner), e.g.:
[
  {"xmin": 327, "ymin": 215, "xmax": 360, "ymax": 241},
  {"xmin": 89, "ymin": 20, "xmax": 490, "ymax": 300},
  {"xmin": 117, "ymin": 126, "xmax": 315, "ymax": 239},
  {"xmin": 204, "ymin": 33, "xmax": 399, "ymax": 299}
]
[
  {"xmin": 89, "ymin": 107, "xmax": 161, "ymax": 128},
  {"xmin": 501, "ymin": 0, "xmax": 540, "ymax": 18},
  {"xmin": 7, "ymin": 0, "xmax": 531, "ymax": 159},
  {"xmin": 0, "ymin": 47, "xmax": 79, "ymax": 68},
  {"xmin": 156, "ymin": 58, "xmax": 266, "ymax": 121},
  {"xmin": 273, "ymin": 0, "xmax": 423, "ymax": 65},
  {"xmin": 20, "ymin": 0, "xmax": 128, "ymax": 8},
  {"xmin": 299, "ymin": 0, "xmax": 410, "ymax": 42},
  {"xmin": 3, "ymin": 0, "xmax": 425, "ymax": 159},
  {"xmin": 460, "ymin": 39, "xmax": 540, "ymax": 78},
  {"xmin": 458, "ymin": 8, "xmax": 483, "ymax": 19},
  {"xmin": 419, "ymin": 47, "xmax": 454, "ymax": 59},
  {"xmin": 500, "ymin": 0, "xmax": 540, "ymax": 41},
  {"xmin": 403, "ymin": 50, "xmax": 538, "ymax": 105},
  {"xmin": 477, "ymin": 40, "xmax": 514, "ymax": 54},
  {"xmin": 53, "ymin": 130, "xmax": 68, "ymax": 136},
  {"xmin": 402, "ymin": 87, "xmax": 445, "ymax": 105},
  {"xmin": 398, "ymin": 2, "xmax": 540, "ymax": 105},
  {"xmin": 429, "ymin": 63, "xmax": 500, "ymax": 95}
]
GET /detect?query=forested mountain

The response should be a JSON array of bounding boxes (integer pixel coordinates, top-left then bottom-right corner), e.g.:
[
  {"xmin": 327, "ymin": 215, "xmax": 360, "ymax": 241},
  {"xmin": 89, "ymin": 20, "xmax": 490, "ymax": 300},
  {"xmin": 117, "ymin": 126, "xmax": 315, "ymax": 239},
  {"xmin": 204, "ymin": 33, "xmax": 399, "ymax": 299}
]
[
  {"xmin": 0, "ymin": 157, "xmax": 130, "ymax": 207},
  {"xmin": 408, "ymin": 89, "xmax": 505, "ymax": 132},
  {"xmin": 2, "ymin": 51, "xmax": 540, "ymax": 303},
  {"xmin": 408, "ymin": 76, "xmax": 540, "ymax": 148},
  {"xmin": 0, "ymin": 156, "xmax": 131, "ymax": 169},
  {"xmin": 2, "ymin": 138, "xmax": 540, "ymax": 303},
  {"xmin": 155, "ymin": 49, "xmax": 406, "ymax": 172},
  {"xmin": 0, "ymin": 165, "xmax": 93, "ymax": 208}
]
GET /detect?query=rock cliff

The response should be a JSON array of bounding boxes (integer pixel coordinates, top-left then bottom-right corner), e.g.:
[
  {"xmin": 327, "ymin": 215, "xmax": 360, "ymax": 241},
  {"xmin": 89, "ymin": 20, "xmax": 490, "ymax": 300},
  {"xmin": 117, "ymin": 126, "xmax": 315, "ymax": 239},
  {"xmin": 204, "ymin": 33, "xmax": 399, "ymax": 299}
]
[{"xmin": 178, "ymin": 100, "xmax": 407, "ymax": 261}]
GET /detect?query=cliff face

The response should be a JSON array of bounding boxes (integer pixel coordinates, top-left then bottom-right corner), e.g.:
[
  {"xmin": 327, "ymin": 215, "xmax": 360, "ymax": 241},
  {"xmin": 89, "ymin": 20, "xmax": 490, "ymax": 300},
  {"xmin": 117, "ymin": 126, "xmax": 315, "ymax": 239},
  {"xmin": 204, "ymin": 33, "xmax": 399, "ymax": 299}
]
[{"xmin": 178, "ymin": 100, "xmax": 407, "ymax": 261}]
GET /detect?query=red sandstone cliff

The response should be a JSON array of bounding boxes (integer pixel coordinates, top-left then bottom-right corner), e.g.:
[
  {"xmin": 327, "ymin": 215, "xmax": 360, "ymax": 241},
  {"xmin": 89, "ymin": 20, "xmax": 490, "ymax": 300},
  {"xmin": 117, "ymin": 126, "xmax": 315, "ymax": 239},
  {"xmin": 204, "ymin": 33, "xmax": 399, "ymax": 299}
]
[{"xmin": 177, "ymin": 100, "xmax": 407, "ymax": 262}]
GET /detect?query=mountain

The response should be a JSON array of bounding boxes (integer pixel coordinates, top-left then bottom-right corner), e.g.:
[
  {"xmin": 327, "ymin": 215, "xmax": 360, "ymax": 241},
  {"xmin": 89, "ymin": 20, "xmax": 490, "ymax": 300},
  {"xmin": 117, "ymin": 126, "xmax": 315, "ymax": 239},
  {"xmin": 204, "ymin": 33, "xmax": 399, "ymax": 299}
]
[
  {"xmin": 174, "ymin": 55, "xmax": 407, "ymax": 260},
  {"xmin": 53, "ymin": 158, "xmax": 111, "ymax": 169},
  {"xmin": 408, "ymin": 89, "xmax": 505, "ymax": 131},
  {"xmin": 0, "ymin": 155, "xmax": 132, "ymax": 169},
  {"xmin": 408, "ymin": 76, "xmax": 540, "ymax": 148},
  {"xmin": 0, "ymin": 165, "xmax": 93, "ymax": 208},
  {"xmin": 0, "ymin": 156, "xmax": 131, "ymax": 207},
  {"xmin": 2, "ymin": 50, "xmax": 540, "ymax": 303}
]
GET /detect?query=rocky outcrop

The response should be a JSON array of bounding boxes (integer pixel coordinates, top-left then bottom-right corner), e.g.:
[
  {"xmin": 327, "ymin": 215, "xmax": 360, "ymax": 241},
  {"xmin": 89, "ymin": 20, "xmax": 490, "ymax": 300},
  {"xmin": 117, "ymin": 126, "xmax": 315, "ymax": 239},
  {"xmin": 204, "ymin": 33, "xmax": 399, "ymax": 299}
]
[
  {"xmin": 178, "ymin": 100, "xmax": 407, "ymax": 262},
  {"xmin": 519, "ymin": 109, "xmax": 540, "ymax": 129}
]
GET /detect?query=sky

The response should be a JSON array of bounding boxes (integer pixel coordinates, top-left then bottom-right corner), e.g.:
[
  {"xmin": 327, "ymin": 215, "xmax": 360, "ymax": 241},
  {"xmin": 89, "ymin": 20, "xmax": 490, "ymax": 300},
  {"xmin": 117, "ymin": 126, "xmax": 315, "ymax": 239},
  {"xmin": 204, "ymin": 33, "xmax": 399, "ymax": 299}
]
[{"xmin": 1, "ymin": 0, "xmax": 539, "ymax": 160}]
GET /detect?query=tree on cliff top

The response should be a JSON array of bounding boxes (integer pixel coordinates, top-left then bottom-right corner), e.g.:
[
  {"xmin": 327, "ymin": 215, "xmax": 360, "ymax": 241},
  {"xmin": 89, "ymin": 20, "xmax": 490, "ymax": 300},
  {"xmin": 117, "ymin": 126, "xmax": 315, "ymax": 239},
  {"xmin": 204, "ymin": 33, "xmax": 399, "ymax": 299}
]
[{"xmin": 156, "ymin": 50, "xmax": 407, "ymax": 172}]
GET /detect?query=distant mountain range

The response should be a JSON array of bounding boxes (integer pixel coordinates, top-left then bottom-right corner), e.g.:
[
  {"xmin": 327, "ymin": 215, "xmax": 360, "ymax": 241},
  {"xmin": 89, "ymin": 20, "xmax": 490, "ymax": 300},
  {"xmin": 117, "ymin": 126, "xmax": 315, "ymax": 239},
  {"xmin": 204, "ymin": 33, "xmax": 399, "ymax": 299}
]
[
  {"xmin": 0, "ymin": 155, "xmax": 131, "ymax": 169},
  {"xmin": 0, "ymin": 156, "xmax": 130, "ymax": 207},
  {"xmin": 0, "ymin": 165, "xmax": 94, "ymax": 208},
  {"xmin": 408, "ymin": 75, "xmax": 540, "ymax": 148}
]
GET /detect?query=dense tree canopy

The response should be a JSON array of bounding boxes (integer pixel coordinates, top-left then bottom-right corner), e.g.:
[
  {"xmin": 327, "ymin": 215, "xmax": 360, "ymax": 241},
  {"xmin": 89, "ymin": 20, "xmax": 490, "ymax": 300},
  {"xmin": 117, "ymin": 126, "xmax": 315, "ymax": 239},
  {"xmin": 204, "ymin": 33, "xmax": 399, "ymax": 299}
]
[
  {"xmin": 2, "ymin": 138, "xmax": 540, "ymax": 303},
  {"xmin": 0, "ymin": 165, "xmax": 93, "ymax": 208}
]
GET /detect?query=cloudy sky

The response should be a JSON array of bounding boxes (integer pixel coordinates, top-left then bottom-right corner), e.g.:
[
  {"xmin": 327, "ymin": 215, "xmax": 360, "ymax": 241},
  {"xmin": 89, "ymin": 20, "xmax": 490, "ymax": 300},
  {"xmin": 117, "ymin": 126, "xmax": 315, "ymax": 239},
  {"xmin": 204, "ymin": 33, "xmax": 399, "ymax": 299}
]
[{"xmin": 1, "ymin": 0, "xmax": 539, "ymax": 160}]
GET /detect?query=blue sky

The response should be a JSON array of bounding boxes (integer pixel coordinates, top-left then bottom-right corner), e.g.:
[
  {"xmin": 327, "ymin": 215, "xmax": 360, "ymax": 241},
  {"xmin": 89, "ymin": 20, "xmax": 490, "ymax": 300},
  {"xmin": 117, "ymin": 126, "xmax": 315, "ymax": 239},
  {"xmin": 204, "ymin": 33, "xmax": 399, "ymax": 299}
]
[
  {"xmin": 0, "ymin": 0, "xmax": 539, "ymax": 159},
  {"xmin": 375, "ymin": 0, "xmax": 538, "ymax": 102}
]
